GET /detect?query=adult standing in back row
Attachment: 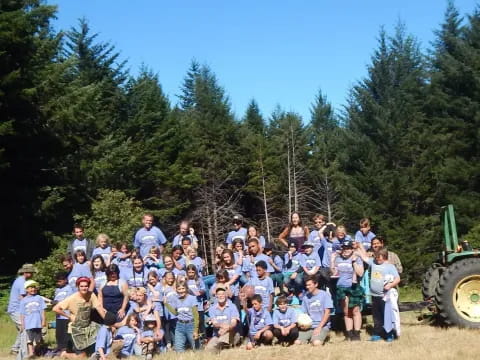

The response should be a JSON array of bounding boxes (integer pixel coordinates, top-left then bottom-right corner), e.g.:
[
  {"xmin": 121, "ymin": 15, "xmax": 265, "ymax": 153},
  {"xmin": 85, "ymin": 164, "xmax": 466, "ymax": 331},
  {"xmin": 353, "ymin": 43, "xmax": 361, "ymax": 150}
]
[
  {"xmin": 134, "ymin": 213, "xmax": 167, "ymax": 257},
  {"xmin": 67, "ymin": 224, "xmax": 95, "ymax": 260},
  {"xmin": 278, "ymin": 212, "xmax": 310, "ymax": 250},
  {"xmin": 226, "ymin": 215, "xmax": 247, "ymax": 248}
]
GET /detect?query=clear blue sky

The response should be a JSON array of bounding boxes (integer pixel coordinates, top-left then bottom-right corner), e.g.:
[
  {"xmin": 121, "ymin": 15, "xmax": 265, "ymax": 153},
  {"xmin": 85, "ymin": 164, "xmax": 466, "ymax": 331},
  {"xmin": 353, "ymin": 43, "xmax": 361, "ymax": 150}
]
[{"xmin": 48, "ymin": 0, "xmax": 476, "ymax": 122}]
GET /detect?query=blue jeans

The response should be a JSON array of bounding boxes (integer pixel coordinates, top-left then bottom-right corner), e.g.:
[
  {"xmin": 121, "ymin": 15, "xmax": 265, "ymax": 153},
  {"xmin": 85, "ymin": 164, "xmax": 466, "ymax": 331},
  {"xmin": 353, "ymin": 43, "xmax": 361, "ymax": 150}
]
[{"xmin": 174, "ymin": 321, "xmax": 195, "ymax": 352}]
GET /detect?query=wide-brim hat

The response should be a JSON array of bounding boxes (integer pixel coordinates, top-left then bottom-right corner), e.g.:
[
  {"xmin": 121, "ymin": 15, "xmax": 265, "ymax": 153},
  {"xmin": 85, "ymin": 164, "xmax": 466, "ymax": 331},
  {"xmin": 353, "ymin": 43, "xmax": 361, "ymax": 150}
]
[{"xmin": 18, "ymin": 264, "xmax": 37, "ymax": 274}]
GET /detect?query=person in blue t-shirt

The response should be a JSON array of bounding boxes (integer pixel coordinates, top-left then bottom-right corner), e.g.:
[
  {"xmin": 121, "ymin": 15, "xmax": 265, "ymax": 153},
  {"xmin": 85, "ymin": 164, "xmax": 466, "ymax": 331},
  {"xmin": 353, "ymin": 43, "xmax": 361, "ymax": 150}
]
[
  {"xmin": 308, "ymin": 214, "xmax": 327, "ymax": 252},
  {"xmin": 357, "ymin": 247, "xmax": 400, "ymax": 342},
  {"xmin": 116, "ymin": 313, "xmax": 141, "ymax": 357},
  {"xmin": 205, "ymin": 286, "xmax": 241, "ymax": 353},
  {"xmin": 7, "ymin": 263, "xmax": 35, "ymax": 355},
  {"xmin": 133, "ymin": 213, "xmax": 167, "ymax": 257},
  {"xmin": 282, "ymin": 242, "xmax": 304, "ymax": 294},
  {"xmin": 163, "ymin": 280, "xmax": 199, "ymax": 352},
  {"xmin": 300, "ymin": 242, "xmax": 321, "ymax": 276},
  {"xmin": 272, "ymin": 295, "xmax": 298, "ymax": 346},
  {"xmin": 66, "ymin": 251, "xmax": 92, "ymax": 289},
  {"xmin": 263, "ymin": 245, "xmax": 284, "ymax": 288},
  {"xmin": 138, "ymin": 314, "xmax": 162, "ymax": 360},
  {"xmin": 52, "ymin": 272, "xmax": 74, "ymax": 352},
  {"xmin": 92, "ymin": 234, "xmax": 112, "ymax": 266},
  {"xmin": 296, "ymin": 275, "xmax": 333, "ymax": 346},
  {"xmin": 172, "ymin": 220, "xmax": 199, "ymax": 249},
  {"xmin": 246, "ymin": 261, "xmax": 274, "ymax": 312},
  {"xmin": 332, "ymin": 240, "xmax": 364, "ymax": 341},
  {"xmin": 226, "ymin": 214, "xmax": 248, "ymax": 248},
  {"xmin": 354, "ymin": 218, "xmax": 376, "ymax": 251},
  {"xmin": 20, "ymin": 280, "xmax": 46, "ymax": 357},
  {"xmin": 94, "ymin": 324, "xmax": 114, "ymax": 360},
  {"xmin": 242, "ymin": 238, "xmax": 274, "ymax": 279},
  {"xmin": 243, "ymin": 294, "xmax": 273, "ymax": 350}
]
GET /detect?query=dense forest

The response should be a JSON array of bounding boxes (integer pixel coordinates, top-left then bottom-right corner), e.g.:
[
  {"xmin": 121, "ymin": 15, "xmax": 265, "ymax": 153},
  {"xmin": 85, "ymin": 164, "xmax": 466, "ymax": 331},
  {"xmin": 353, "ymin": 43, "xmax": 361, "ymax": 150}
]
[{"xmin": 1, "ymin": 0, "xmax": 480, "ymax": 284}]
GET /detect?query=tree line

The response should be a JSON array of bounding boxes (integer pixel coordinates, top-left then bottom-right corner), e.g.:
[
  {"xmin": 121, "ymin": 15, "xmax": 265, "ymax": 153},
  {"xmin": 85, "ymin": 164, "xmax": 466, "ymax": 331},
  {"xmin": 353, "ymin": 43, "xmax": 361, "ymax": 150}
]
[{"xmin": 1, "ymin": 0, "xmax": 480, "ymax": 283}]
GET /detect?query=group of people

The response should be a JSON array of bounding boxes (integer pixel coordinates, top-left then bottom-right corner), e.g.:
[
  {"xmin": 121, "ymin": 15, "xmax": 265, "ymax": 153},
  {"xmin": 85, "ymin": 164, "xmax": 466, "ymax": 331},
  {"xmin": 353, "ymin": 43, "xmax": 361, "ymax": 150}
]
[{"xmin": 7, "ymin": 212, "xmax": 402, "ymax": 359}]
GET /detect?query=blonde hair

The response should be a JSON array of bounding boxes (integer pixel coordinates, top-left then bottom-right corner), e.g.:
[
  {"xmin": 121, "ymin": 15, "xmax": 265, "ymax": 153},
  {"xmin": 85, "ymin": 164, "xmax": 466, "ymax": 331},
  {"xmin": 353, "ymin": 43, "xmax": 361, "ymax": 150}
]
[
  {"xmin": 336, "ymin": 225, "xmax": 347, "ymax": 236},
  {"xmin": 96, "ymin": 233, "xmax": 110, "ymax": 246}
]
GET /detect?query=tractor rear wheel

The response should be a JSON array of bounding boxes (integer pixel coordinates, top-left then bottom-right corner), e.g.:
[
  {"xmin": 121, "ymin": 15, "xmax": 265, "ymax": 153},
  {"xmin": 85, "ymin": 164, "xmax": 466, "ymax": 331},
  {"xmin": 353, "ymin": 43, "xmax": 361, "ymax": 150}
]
[
  {"xmin": 422, "ymin": 263, "xmax": 444, "ymax": 300},
  {"xmin": 435, "ymin": 258, "xmax": 480, "ymax": 328}
]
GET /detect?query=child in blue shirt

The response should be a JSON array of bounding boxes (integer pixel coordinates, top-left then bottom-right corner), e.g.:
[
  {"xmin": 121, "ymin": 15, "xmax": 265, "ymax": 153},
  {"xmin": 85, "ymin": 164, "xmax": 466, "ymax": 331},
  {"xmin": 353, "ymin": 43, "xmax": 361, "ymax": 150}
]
[
  {"xmin": 282, "ymin": 242, "xmax": 304, "ymax": 294},
  {"xmin": 20, "ymin": 280, "xmax": 46, "ymax": 357},
  {"xmin": 116, "ymin": 313, "xmax": 141, "ymax": 357},
  {"xmin": 94, "ymin": 325, "xmax": 114, "ymax": 360},
  {"xmin": 246, "ymin": 261, "xmax": 274, "ymax": 312},
  {"xmin": 244, "ymin": 294, "xmax": 273, "ymax": 350},
  {"xmin": 300, "ymin": 242, "xmax": 321, "ymax": 276},
  {"xmin": 138, "ymin": 314, "xmax": 162, "ymax": 360},
  {"xmin": 357, "ymin": 247, "xmax": 400, "ymax": 341},
  {"xmin": 332, "ymin": 240, "xmax": 364, "ymax": 341},
  {"xmin": 354, "ymin": 218, "xmax": 376, "ymax": 251},
  {"xmin": 92, "ymin": 233, "xmax": 112, "ymax": 265},
  {"xmin": 186, "ymin": 264, "xmax": 206, "ymax": 343},
  {"xmin": 272, "ymin": 295, "xmax": 298, "ymax": 346},
  {"xmin": 163, "ymin": 280, "xmax": 199, "ymax": 352},
  {"xmin": 52, "ymin": 273, "xmax": 74, "ymax": 352}
]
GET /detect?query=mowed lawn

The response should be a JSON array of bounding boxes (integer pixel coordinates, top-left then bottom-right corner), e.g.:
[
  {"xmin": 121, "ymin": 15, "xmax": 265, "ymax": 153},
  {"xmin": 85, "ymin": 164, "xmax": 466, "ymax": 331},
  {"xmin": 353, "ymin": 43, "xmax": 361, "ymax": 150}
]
[{"xmin": 0, "ymin": 287, "xmax": 478, "ymax": 359}]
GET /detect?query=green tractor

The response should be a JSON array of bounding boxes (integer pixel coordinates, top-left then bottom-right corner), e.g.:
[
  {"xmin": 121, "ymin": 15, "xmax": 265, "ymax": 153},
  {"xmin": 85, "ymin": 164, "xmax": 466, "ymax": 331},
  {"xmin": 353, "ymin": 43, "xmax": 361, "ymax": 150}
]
[{"xmin": 422, "ymin": 205, "xmax": 480, "ymax": 328}]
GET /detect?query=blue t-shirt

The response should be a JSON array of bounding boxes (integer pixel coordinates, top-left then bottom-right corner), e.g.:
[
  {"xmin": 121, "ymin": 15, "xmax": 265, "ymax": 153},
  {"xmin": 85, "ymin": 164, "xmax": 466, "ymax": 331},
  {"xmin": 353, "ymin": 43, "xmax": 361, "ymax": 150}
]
[
  {"xmin": 224, "ymin": 265, "xmax": 242, "ymax": 296},
  {"xmin": 368, "ymin": 259, "xmax": 399, "ymax": 297},
  {"xmin": 68, "ymin": 262, "xmax": 91, "ymax": 288},
  {"xmin": 121, "ymin": 267, "xmax": 148, "ymax": 288},
  {"xmin": 95, "ymin": 325, "xmax": 112, "ymax": 354},
  {"xmin": 300, "ymin": 252, "xmax": 321, "ymax": 271},
  {"xmin": 147, "ymin": 283, "xmax": 164, "ymax": 316},
  {"xmin": 209, "ymin": 282, "xmax": 236, "ymax": 300},
  {"xmin": 8, "ymin": 276, "xmax": 26, "ymax": 314},
  {"xmin": 171, "ymin": 294, "xmax": 197, "ymax": 322},
  {"xmin": 272, "ymin": 255, "xmax": 284, "ymax": 273},
  {"xmin": 354, "ymin": 230, "xmax": 376, "ymax": 251},
  {"xmin": 92, "ymin": 247, "xmax": 112, "ymax": 264},
  {"xmin": 273, "ymin": 307, "xmax": 298, "ymax": 327},
  {"xmin": 20, "ymin": 294, "xmax": 46, "ymax": 330},
  {"xmin": 116, "ymin": 326, "xmax": 137, "ymax": 356},
  {"xmin": 336, "ymin": 256, "xmax": 363, "ymax": 288},
  {"xmin": 186, "ymin": 257, "xmax": 204, "ymax": 276},
  {"xmin": 248, "ymin": 307, "xmax": 273, "ymax": 335},
  {"xmin": 162, "ymin": 285, "xmax": 178, "ymax": 320},
  {"xmin": 283, "ymin": 252, "xmax": 302, "ymax": 273},
  {"xmin": 226, "ymin": 227, "xmax": 247, "ymax": 245},
  {"xmin": 319, "ymin": 237, "xmax": 341, "ymax": 267},
  {"xmin": 301, "ymin": 290, "xmax": 333, "ymax": 329},
  {"xmin": 308, "ymin": 230, "xmax": 323, "ymax": 251},
  {"xmin": 141, "ymin": 329, "xmax": 155, "ymax": 339},
  {"xmin": 54, "ymin": 285, "xmax": 74, "ymax": 319},
  {"xmin": 134, "ymin": 226, "xmax": 167, "ymax": 257},
  {"xmin": 208, "ymin": 300, "xmax": 239, "ymax": 337},
  {"xmin": 242, "ymin": 254, "xmax": 274, "ymax": 277},
  {"xmin": 71, "ymin": 239, "xmax": 88, "ymax": 257},
  {"xmin": 246, "ymin": 277, "xmax": 274, "ymax": 309},
  {"xmin": 94, "ymin": 271, "xmax": 107, "ymax": 291},
  {"xmin": 187, "ymin": 278, "xmax": 206, "ymax": 311},
  {"xmin": 172, "ymin": 234, "xmax": 198, "ymax": 247},
  {"xmin": 112, "ymin": 256, "xmax": 133, "ymax": 278}
]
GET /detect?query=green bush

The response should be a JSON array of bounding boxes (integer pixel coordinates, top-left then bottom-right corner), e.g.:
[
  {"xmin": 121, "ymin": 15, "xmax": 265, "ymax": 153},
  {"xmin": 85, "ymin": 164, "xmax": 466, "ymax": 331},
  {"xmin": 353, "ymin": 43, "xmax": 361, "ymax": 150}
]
[{"xmin": 34, "ymin": 189, "xmax": 147, "ymax": 298}]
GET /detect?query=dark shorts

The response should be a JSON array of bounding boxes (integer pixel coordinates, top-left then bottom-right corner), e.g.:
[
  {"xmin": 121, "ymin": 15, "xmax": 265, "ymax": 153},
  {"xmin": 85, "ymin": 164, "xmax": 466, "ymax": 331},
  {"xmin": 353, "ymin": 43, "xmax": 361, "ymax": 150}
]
[
  {"xmin": 26, "ymin": 329, "xmax": 42, "ymax": 344},
  {"xmin": 336, "ymin": 284, "xmax": 364, "ymax": 308}
]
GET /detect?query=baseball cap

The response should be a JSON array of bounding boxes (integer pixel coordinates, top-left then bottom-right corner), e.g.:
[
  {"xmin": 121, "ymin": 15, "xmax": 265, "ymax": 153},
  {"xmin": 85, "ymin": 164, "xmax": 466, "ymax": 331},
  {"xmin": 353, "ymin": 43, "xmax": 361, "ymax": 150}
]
[
  {"xmin": 302, "ymin": 241, "xmax": 314, "ymax": 248},
  {"xmin": 288, "ymin": 242, "xmax": 297, "ymax": 248},
  {"xmin": 144, "ymin": 314, "xmax": 157, "ymax": 323},
  {"xmin": 232, "ymin": 214, "xmax": 243, "ymax": 222},
  {"xmin": 341, "ymin": 240, "xmax": 354, "ymax": 248}
]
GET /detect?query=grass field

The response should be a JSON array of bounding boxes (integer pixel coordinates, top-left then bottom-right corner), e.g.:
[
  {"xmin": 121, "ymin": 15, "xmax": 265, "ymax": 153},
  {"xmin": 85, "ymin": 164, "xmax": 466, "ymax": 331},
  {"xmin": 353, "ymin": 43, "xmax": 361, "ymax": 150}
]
[{"xmin": 0, "ymin": 286, "xmax": 478, "ymax": 359}]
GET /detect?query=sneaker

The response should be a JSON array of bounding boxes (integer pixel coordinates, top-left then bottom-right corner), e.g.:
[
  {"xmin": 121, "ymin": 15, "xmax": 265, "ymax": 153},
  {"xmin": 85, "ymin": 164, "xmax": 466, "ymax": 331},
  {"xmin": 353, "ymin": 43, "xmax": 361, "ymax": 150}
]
[
  {"xmin": 385, "ymin": 335, "xmax": 394, "ymax": 342},
  {"xmin": 369, "ymin": 335, "xmax": 382, "ymax": 342}
]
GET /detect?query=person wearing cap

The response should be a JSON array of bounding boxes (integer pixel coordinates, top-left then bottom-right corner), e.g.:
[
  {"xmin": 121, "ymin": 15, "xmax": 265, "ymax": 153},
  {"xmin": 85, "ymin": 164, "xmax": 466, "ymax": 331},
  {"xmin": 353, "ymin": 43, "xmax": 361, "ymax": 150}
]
[
  {"xmin": 300, "ymin": 242, "xmax": 321, "ymax": 276},
  {"xmin": 225, "ymin": 214, "xmax": 247, "ymax": 248},
  {"xmin": 331, "ymin": 240, "xmax": 364, "ymax": 341},
  {"xmin": 205, "ymin": 286, "xmax": 241, "ymax": 353},
  {"xmin": 7, "ymin": 263, "xmax": 36, "ymax": 355},
  {"xmin": 19, "ymin": 280, "xmax": 46, "ymax": 358},
  {"xmin": 53, "ymin": 277, "xmax": 111, "ymax": 358},
  {"xmin": 134, "ymin": 213, "xmax": 167, "ymax": 258},
  {"xmin": 138, "ymin": 314, "xmax": 162, "ymax": 360}
]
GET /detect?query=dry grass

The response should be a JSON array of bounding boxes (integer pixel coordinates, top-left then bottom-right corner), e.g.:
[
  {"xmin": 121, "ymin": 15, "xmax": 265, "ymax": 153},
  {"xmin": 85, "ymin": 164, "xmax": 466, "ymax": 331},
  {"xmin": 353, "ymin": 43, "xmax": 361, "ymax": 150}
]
[{"xmin": 0, "ymin": 311, "xmax": 479, "ymax": 360}]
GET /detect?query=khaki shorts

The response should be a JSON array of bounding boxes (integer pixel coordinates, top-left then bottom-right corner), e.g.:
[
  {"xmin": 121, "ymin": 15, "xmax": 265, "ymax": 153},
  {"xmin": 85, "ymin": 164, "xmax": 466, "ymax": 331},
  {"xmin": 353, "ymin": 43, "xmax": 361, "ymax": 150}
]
[{"xmin": 297, "ymin": 327, "xmax": 329, "ymax": 344}]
